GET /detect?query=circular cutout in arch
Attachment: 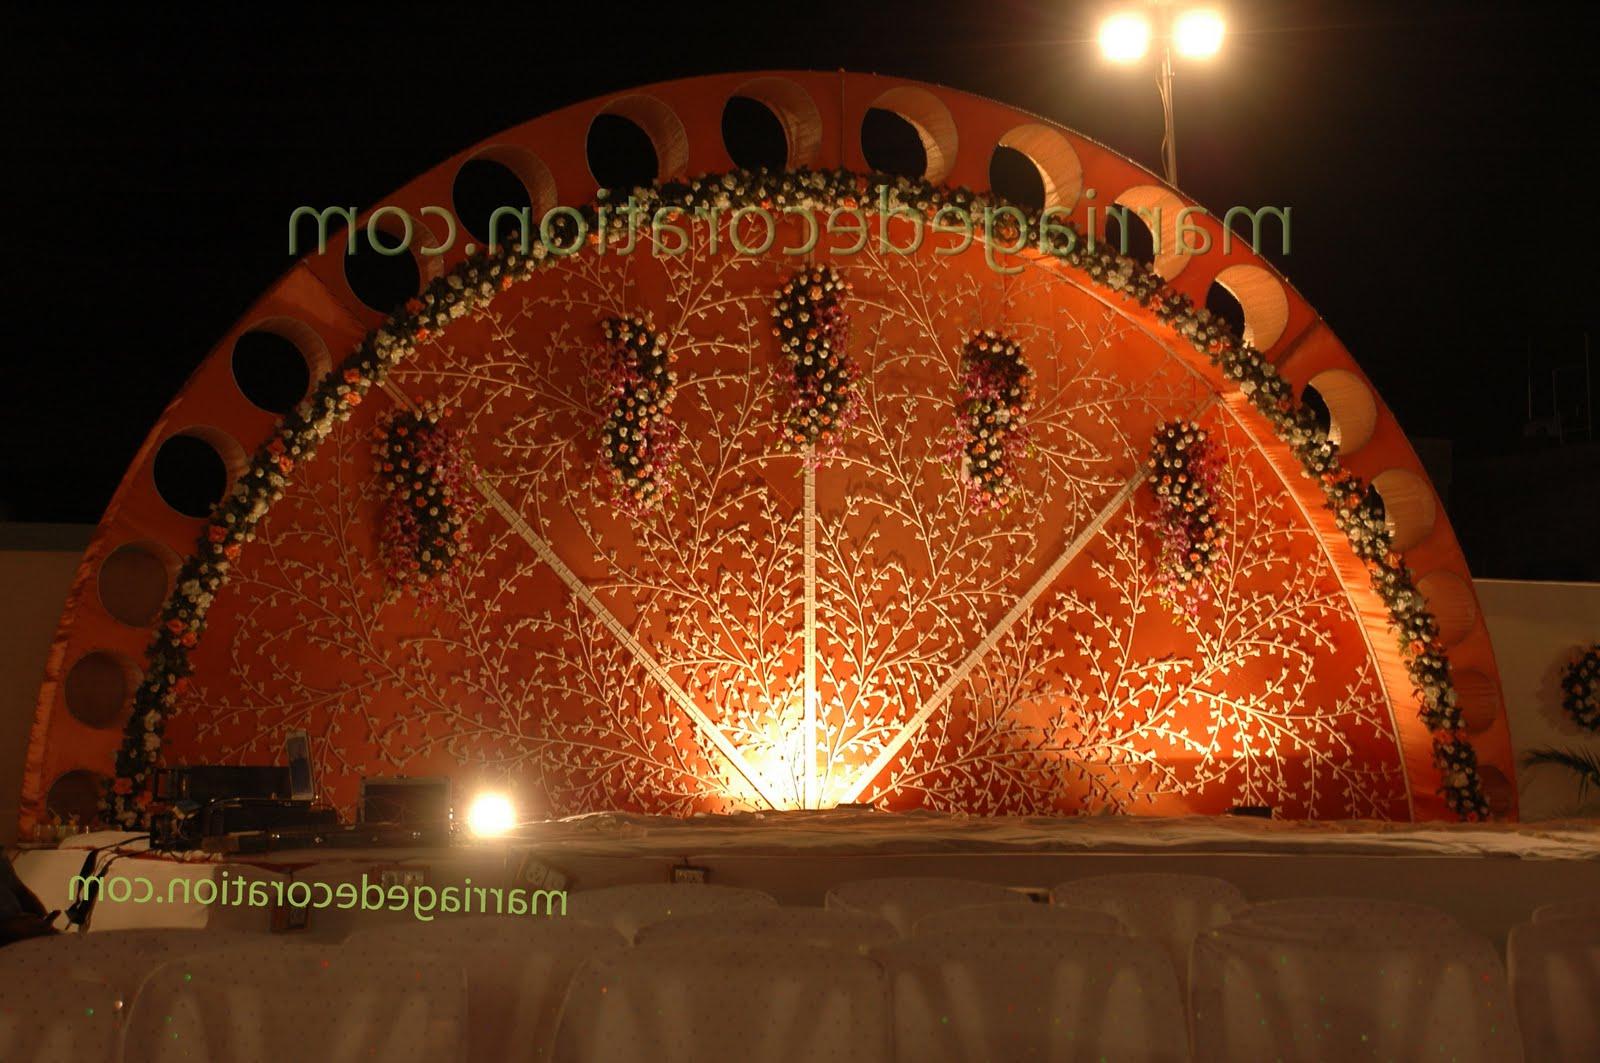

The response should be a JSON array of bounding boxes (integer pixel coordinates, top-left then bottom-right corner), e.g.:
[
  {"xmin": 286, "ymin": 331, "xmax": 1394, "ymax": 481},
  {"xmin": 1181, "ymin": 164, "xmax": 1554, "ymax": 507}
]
[
  {"xmin": 452, "ymin": 146, "xmax": 557, "ymax": 247},
  {"xmin": 726, "ymin": 78, "xmax": 822, "ymax": 169},
  {"xmin": 342, "ymin": 219, "xmax": 424, "ymax": 314},
  {"xmin": 995, "ymin": 124, "xmax": 1083, "ymax": 212},
  {"xmin": 1305, "ymin": 369, "xmax": 1378, "ymax": 455},
  {"xmin": 64, "ymin": 651, "xmax": 139, "ymax": 729},
  {"xmin": 1416, "ymin": 570, "xmax": 1479, "ymax": 647},
  {"xmin": 862, "ymin": 87, "xmax": 958, "ymax": 184},
  {"xmin": 1455, "ymin": 670, "xmax": 1503, "ymax": 733},
  {"xmin": 988, "ymin": 145, "xmax": 1045, "ymax": 212},
  {"xmin": 588, "ymin": 95, "xmax": 689, "ymax": 192},
  {"xmin": 1371, "ymin": 468, "xmax": 1438, "ymax": 552},
  {"xmin": 1111, "ymin": 186, "xmax": 1191, "ymax": 280},
  {"xmin": 98, "ymin": 540, "xmax": 179, "ymax": 626},
  {"xmin": 231, "ymin": 323, "xmax": 325, "ymax": 414},
  {"xmin": 1209, "ymin": 265, "xmax": 1288, "ymax": 351},
  {"xmin": 152, "ymin": 430, "xmax": 244, "ymax": 519},
  {"xmin": 46, "ymin": 769, "xmax": 107, "ymax": 825}
]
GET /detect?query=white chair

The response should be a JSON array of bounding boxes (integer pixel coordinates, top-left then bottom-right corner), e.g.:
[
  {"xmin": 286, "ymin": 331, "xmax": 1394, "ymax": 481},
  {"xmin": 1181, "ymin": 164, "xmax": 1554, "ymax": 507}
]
[
  {"xmin": 1239, "ymin": 896, "xmax": 1461, "ymax": 936},
  {"xmin": 346, "ymin": 917, "xmax": 624, "ymax": 1063},
  {"xmin": 635, "ymin": 906, "xmax": 898, "ymax": 953},
  {"xmin": 119, "ymin": 938, "xmax": 468, "ymax": 1062},
  {"xmin": 912, "ymin": 901, "xmax": 1125, "ymax": 937},
  {"xmin": 553, "ymin": 939, "xmax": 891, "ymax": 1063},
  {"xmin": 1191, "ymin": 911, "xmax": 1523, "ymax": 1062},
  {"xmin": 1507, "ymin": 917, "xmax": 1600, "ymax": 1060},
  {"xmin": 563, "ymin": 883, "xmax": 777, "ymax": 943},
  {"xmin": 1533, "ymin": 897, "xmax": 1600, "ymax": 924},
  {"xmin": 0, "ymin": 954, "xmax": 124, "ymax": 1062},
  {"xmin": 0, "ymin": 928, "xmax": 242, "ymax": 1003},
  {"xmin": 826, "ymin": 877, "xmax": 1025, "ymax": 936},
  {"xmin": 1050, "ymin": 872, "xmax": 1245, "ymax": 993},
  {"xmin": 875, "ymin": 927, "xmax": 1188, "ymax": 1062}
]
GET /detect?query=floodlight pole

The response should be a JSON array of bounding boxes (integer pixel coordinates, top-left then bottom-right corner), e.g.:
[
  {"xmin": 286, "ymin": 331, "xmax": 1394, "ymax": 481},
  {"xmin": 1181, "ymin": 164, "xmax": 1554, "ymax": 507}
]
[{"xmin": 1158, "ymin": 36, "xmax": 1179, "ymax": 187}]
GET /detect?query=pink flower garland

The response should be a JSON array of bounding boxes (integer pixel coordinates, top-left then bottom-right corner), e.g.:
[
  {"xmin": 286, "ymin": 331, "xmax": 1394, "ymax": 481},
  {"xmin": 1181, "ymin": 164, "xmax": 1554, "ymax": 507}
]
[
  {"xmin": 372, "ymin": 401, "xmax": 480, "ymax": 604},
  {"xmin": 771, "ymin": 265, "xmax": 859, "ymax": 462},
  {"xmin": 596, "ymin": 315, "xmax": 681, "ymax": 516},
  {"xmin": 949, "ymin": 330, "xmax": 1032, "ymax": 513},
  {"xmin": 1147, "ymin": 420, "xmax": 1226, "ymax": 616}
]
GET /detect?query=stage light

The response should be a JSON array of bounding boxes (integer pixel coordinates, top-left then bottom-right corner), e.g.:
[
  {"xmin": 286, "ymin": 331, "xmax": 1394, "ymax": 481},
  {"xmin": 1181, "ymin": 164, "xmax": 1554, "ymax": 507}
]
[
  {"xmin": 1173, "ymin": 8, "xmax": 1225, "ymax": 58},
  {"xmin": 1099, "ymin": 12, "xmax": 1152, "ymax": 63},
  {"xmin": 466, "ymin": 792, "xmax": 515, "ymax": 837}
]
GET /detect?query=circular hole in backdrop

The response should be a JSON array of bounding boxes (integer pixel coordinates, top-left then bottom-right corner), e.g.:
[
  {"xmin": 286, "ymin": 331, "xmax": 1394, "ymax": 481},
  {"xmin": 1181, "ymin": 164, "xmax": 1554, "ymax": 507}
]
[
  {"xmin": 586, "ymin": 113, "xmax": 659, "ymax": 195},
  {"xmin": 722, "ymin": 96, "xmax": 789, "ymax": 171},
  {"xmin": 152, "ymin": 434, "xmax": 228, "ymax": 518},
  {"xmin": 988, "ymin": 145, "xmax": 1046, "ymax": 213},
  {"xmin": 860, "ymin": 108, "xmax": 928, "ymax": 179},
  {"xmin": 64, "ymin": 651, "xmax": 136, "ymax": 729},
  {"xmin": 46, "ymin": 769, "xmax": 107, "ymax": 825},
  {"xmin": 231, "ymin": 329, "xmax": 311, "ymax": 413},
  {"xmin": 452, "ymin": 156, "xmax": 534, "ymax": 247},
  {"xmin": 343, "ymin": 225, "xmax": 422, "ymax": 314},
  {"xmin": 98, "ymin": 541, "xmax": 177, "ymax": 626}
]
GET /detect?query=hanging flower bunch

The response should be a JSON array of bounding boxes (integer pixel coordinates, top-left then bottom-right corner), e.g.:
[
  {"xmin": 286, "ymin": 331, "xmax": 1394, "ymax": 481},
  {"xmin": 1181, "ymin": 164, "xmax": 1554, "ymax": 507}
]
[
  {"xmin": 372, "ymin": 401, "xmax": 481, "ymax": 604},
  {"xmin": 948, "ymin": 330, "xmax": 1031, "ymax": 513},
  {"xmin": 103, "ymin": 165, "xmax": 1489, "ymax": 825},
  {"xmin": 596, "ymin": 314, "xmax": 681, "ymax": 516},
  {"xmin": 771, "ymin": 265, "xmax": 859, "ymax": 460},
  {"xmin": 1560, "ymin": 644, "xmax": 1600, "ymax": 732},
  {"xmin": 1146, "ymin": 420, "xmax": 1226, "ymax": 616}
]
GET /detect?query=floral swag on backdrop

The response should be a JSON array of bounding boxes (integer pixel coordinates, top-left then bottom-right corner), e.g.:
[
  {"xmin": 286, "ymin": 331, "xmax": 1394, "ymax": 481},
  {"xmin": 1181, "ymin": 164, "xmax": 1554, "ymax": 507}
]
[
  {"xmin": 103, "ymin": 166, "xmax": 1490, "ymax": 827},
  {"xmin": 372, "ymin": 402, "xmax": 480, "ymax": 604},
  {"xmin": 595, "ymin": 314, "xmax": 682, "ymax": 516},
  {"xmin": 1560, "ymin": 643, "xmax": 1600, "ymax": 733},
  {"xmin": 948, "ymin": 330, "xmax": 1032, "ymax": 514},
  {"xmin": 1145, "ymin": 420, "xmax": 1226, "ymax": 617}
]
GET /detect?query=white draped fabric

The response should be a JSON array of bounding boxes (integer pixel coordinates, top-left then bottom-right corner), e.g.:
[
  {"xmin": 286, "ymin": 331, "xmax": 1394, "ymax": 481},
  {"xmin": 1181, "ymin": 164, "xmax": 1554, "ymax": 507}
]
[
  {"xmin": 1507, "ymin": 917, "xmax": 1600, "ymax": 1060},
  {"xmin": 1050, "ymin": 872, "xmax": 1246, "ymax": 993},
  {"xmin": 0, "ymin": 959, "xmax": 123, "ymax": 1063},
  {"xmin": 634, "ymin": 906, "xmax": 898, "ymax": 953},
  {"xmin": 874, "ymin": 926, "xmax": 1188, "ymax": 1062},
  {"xmin": 563, "ymin": 883, "xmax": 777, "ymax": 943},
  {"xmin": 119, "ymin": 938, "xmax": 467, "ymax": 1063},
  {"xmin": 1191, "ymin": 909, "xmax": 1523, "ymax": 1062},
  {"xmin": 825, "ymin": 877, "xmax": 1025, "ymax": 936},
  {"xmin": 911, "ymin": 901, "xmax": 1125, "ymax": 937},
  {"xmin": 553, "ymin": 939, "xmax": 891, "ymax": 1063},
  {"xmin": 346, "ymin": 918, "xmax": 625, "ymax": 1063}
]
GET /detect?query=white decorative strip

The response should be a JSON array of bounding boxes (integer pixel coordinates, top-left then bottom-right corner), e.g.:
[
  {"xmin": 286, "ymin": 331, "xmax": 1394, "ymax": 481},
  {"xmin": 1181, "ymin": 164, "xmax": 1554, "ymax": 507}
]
[
  {"xmin": 802, "ymin": 461, "xmax": 819, "ymax": 809},
  {"xmin": 839, "ymin": 395, "xmax": 1219, "ymax": 804},
  {"xmin": 380, "ymin": 382, "xmax": 784, "ymax": 810}
]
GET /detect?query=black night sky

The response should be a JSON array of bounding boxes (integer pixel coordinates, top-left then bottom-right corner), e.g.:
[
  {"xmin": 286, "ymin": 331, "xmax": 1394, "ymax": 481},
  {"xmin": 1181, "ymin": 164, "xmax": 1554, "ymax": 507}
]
[{"xmin": 5, "ymin": 1, "xmax": 1596, "ymax": 575}]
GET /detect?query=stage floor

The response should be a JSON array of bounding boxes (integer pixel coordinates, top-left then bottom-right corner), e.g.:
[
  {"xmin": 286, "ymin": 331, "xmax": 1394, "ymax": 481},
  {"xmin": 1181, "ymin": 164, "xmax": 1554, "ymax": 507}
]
[{"xmin": 16, "ymin": 812, "xmax": 1599, "ymax": 947}]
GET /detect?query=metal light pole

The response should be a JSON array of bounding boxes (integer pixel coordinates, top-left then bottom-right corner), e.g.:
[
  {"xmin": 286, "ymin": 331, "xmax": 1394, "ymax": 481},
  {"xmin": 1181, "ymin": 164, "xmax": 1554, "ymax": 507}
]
[{"xmin": 1099, "ymin": 5, "xmax": 1225, "ymax": 190}]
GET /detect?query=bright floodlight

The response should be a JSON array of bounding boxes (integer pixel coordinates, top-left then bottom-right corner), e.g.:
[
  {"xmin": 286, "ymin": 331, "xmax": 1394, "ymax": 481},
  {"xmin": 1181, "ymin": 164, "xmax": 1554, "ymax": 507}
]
[
  {"xmin": 466, "ymin": 792, "xmax": 516, "ymax": 837},
  {"xmin": 1173, "ymin": 8, "xmax": 1226, "ymax": 58},
  {"xmin": 1099, "ymin": 12, "xmax": 1152, "ymax": 63}
]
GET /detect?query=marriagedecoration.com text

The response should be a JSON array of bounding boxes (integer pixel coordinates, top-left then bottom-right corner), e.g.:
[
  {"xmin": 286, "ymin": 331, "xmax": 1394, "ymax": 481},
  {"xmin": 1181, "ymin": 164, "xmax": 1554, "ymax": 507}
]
[
  {"xmin": 69, "ymin": 870, "xmax": 567, "ymax": 922},
  {"xmin": 290, "ymin": 186, "xmax": 1291, "ymax": 276}
]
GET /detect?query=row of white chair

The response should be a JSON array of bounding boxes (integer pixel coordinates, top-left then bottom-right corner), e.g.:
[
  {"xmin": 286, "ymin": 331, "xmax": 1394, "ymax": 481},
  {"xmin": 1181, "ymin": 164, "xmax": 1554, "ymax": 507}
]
[{"xmin": 1, "ymin": 875, "xmax": 1593, "ymax": 1061}]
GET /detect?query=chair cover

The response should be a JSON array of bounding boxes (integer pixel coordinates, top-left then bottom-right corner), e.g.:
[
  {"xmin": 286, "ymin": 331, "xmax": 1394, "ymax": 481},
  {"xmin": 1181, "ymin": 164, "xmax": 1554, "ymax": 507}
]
[
  {"xmin": 563, "ymin": 883, "xmax": 777, "ymax": 943},
  {"xmin": 1050, "ymin": 872, "xmax": 1245, "ymax": 993},
  {"xmin": 119, "ymin": 938, "xmax": 467, "ymax": 1062},
  {"xmin": 635, "ymin": 905, "xmax": 898, "ymax": 953},
  {"xmin": 346, "ymin": 917, "xmax": 625, "ymax": 1063},
  {"xmin": 874, "ymin": 926, "xmax": 1187, "ymax": 1062},
  {"xmin": 1191, "ymin": 913, "xmax": 1522, "ymax": 1062},
  {"xmin": 1238, "ymin": 896, "xmax": 1461, "ymax": 936},
  {"xmin": 553, "ymin": 939, "xmax": 891, "ymax": 1063},
  {"xmin": 1507, "ymin": 917, "xmax": 1600, "ymax": 1060},
  {"xmin": 825, "ymin": 877, "xmax": 1025, "ymax": 936},
  {"xmin": 0, "ymin": 955, "xmax": 124, "ymax": 1063},
  {"xmin": 912, "ymin": 901, "xmax": 1125, "ymax": 937},
  {"xmin": 0, "ymin": 928, "xmax": 243, "ymax": 1002},
  {"xmin": 1532, "ymin": 897, "xmax": 1600, "ymax": 924}
]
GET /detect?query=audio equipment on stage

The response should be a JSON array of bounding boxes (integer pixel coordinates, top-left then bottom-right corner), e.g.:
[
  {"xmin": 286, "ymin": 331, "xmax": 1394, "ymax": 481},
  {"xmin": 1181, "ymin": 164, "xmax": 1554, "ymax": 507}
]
[
  {"xmin": 201, "ymin": 798, "xmax": 339, "ymax": 837},
  {"xmin": 202, "ymin": 821, "xmax": 449, "ymax": 854},
  {"xmin": 359, "ymin": 776, "xmax": 452, "ymax": 828},
  {"xmin": 285, "ymin": 730, "xmax": 315, "ymax": 801},
  {"xmin": 155, "ymin": 765, "xmax": 292, "ymax": 805}
]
